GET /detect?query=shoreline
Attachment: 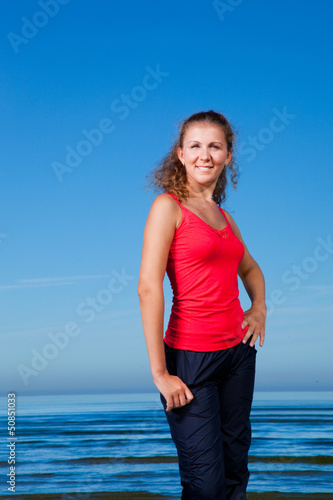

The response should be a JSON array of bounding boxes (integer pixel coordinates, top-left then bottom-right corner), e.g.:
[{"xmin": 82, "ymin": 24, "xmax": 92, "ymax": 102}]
[{"xmin": 1, "ymin": 492, "xmax": 333, "ymax": 500}]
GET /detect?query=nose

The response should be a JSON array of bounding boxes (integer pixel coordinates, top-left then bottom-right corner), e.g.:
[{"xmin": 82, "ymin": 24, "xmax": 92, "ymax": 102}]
[{"xmin": 199, "ymin": 146, "xmax": 211, "ymax": 161}]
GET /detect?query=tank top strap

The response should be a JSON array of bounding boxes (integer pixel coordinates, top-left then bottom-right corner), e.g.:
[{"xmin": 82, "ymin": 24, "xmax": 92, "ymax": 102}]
[
  {"xmin": 219, "ymin": 207, "xmax": 231, "ymax": 229},
  {"xmin": 165, "ymin": 192, "xmax": 183, "ymax": 208},
  {"xmin": 165, "ymin": 192, "xmax": 189, "ymax": 230}
]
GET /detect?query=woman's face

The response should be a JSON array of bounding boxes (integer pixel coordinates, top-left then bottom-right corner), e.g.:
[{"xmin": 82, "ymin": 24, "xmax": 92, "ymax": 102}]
[{"xmin": 178, "ymin": 122, "xmax": 232, "ymax": 190}]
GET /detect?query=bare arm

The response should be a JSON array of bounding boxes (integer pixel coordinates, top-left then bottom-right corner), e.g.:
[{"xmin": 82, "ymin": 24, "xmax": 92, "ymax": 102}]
[
  {"xmin": 224, "ymin": 210, "xmax": 267, "ymax": 347},
  {"xmin": 137, "ymin": 194, "xmax": 194, "ymax": 410}
]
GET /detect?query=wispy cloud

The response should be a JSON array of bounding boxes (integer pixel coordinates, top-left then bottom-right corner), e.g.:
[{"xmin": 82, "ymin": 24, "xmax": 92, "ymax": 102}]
[
  {"xmin": 300, "ymin": 284, "xmax": 333, "ymax": 297},
  {"xmin": 1, "ymin": 309, "xmax": 141, "ymax": 340},
  {"xmin": 91, "ymin": 307, "xmax": 141, "ymax": 322},
  {"xmin": 0, "ymin": 274, "xmax": 115, "ymax": 291},
  {"xmin": 1, "ymin": 324, "xmax": 70, "ymax": 340},
  {"xmin": 276, "ymin": 305, "xmax": 332, "ymax": 314}
]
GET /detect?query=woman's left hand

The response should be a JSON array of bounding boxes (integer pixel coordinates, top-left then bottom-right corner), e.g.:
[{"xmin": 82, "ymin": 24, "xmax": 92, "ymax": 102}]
[{"xmin": 241, "ymin": 304, "xmax": 266, "ymax": 347}]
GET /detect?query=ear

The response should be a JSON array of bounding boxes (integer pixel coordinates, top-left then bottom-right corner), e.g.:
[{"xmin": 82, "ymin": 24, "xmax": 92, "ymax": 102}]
[
  {"xmin": 177, "ymin": 147, "xmax": 184, "ymax": 165},
  {"xmin": 226, "ymin": 150, "xmax": 233, "ymax": 164}
]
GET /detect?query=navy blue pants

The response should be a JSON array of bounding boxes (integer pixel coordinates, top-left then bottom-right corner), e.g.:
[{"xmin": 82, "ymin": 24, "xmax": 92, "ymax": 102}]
[{"xmin": 160, "ymin": 339, "xmax": 256, "ymax": 500}]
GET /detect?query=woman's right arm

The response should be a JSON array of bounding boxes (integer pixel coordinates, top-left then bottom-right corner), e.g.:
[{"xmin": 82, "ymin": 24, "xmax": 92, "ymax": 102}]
[{"xmin": 137, "ymin": 194, "xmax": 194, "ymax": 412}]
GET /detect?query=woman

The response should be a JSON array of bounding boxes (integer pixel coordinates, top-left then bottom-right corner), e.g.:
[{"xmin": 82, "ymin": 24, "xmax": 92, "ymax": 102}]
[{"xmin": 137, "ymin": 110, "xmax": 266, "ymax": 500}]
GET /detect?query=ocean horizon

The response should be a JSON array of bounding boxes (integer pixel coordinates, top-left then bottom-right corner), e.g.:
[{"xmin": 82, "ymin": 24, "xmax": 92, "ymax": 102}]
[{"xmin": 1, "ymin": 391, "xmax": 332, "ymax": 499}]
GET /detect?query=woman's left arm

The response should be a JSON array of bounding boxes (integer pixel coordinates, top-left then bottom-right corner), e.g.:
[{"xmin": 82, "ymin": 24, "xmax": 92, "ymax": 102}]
[{"xmin": 224, "ymin": 211, "xmax": 267, "ymax": 348}]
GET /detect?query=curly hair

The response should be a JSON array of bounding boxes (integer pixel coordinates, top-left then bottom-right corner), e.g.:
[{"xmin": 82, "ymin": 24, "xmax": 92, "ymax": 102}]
[{"xmin": 147, "ymin": 110, "xmax": 238, "ymax": 206}]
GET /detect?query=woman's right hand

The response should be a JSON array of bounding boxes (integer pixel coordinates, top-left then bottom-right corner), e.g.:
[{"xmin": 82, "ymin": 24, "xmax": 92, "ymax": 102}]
[{"xmin": 153, "ymin": 372, "xmax": 194, "ymax": 412}]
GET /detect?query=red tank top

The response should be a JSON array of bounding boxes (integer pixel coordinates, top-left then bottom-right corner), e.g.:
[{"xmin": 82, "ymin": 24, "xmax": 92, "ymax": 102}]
[{"xmin": 164, "ymin": 192, "xmax": 249, "ymax": 351}]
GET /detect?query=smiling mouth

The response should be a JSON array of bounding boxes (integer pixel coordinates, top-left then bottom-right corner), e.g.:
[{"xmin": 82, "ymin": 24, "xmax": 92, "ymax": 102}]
[{"xmin": 196, "ymin": 166, "xmax": 213, "ymax": 171}]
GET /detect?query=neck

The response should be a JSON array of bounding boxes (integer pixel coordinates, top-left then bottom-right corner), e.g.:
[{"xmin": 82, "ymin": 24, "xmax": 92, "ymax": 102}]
[{"xmin": 185, "ymin": 181, "xmax": 216, "ymax": 201}]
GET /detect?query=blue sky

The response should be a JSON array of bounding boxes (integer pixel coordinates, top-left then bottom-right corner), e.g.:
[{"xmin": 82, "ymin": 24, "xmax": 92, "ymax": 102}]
[{"xmin": 1, "ymin": 0, "xmax": 332, "ymax": 395}]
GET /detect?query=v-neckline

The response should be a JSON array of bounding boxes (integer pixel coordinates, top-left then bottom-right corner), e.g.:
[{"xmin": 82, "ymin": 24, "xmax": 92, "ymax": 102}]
[{"xmin": 180, "ymin": 203, "xmax": 228, "ymax": 233}]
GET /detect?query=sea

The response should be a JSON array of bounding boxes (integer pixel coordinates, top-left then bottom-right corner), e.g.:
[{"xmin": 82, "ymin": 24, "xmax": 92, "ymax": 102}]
[{"xmin": 1, "ymin": 391, "xmax": 333, "ymax": 500}]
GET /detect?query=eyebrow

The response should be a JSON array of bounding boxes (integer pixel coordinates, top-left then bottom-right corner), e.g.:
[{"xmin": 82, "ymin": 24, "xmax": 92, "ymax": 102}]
[{"xmin": 187, "ymin": 140, "xmax": 224, "ymax": 145}]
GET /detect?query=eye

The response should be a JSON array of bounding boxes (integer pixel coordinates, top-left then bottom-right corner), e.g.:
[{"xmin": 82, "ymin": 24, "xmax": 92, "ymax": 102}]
[
  {"xmin": 210, "ymin": 145, "xmax": 220, "ymax": 149},
  {"xmin": 191, "ymin": 144, "xmax": 199, "ymax": 148}
]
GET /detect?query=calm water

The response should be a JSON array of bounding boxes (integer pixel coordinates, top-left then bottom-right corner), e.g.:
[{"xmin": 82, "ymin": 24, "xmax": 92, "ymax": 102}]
[{"xmin": 0, "ymin": 392, "xmax": 332, "ymax": 499}]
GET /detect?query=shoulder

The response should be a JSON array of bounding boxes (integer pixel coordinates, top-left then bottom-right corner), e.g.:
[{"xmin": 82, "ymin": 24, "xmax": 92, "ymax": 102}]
[
  {"xmin": 147, "ymin": 193, "xmax": 182, "ymax": 227},
  {"xmin": 150, "ymin": 192, "xmax": 180, "ymax": 212},
  {"xmin": 153, "ymin": 192, "xmax": 176, "ymax": 205}
]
